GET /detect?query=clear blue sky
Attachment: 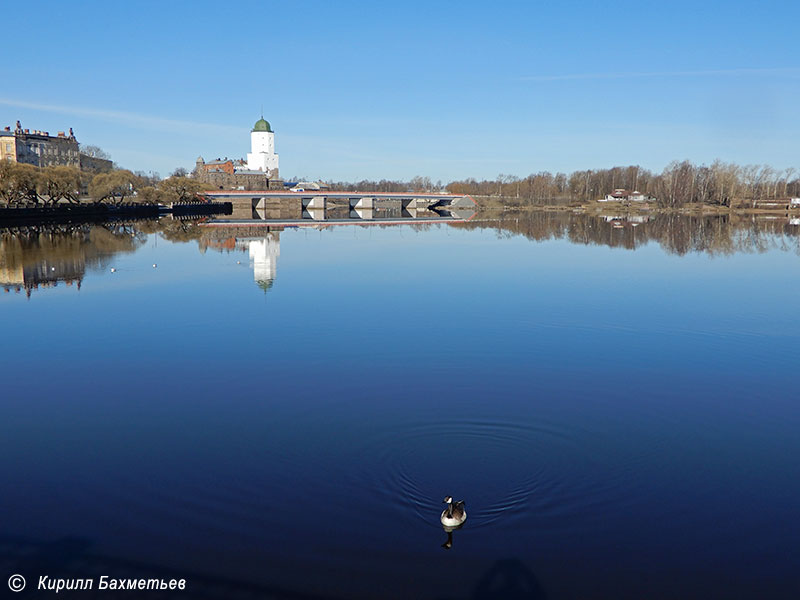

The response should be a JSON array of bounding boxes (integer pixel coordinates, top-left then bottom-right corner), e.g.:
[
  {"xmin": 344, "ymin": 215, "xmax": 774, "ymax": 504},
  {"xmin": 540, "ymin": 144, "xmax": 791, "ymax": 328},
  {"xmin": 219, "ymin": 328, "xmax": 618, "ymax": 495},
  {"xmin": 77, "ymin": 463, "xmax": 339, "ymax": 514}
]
[{"xmin": 2, "ymin": 0, "xmax": 798, "ymax": 181}]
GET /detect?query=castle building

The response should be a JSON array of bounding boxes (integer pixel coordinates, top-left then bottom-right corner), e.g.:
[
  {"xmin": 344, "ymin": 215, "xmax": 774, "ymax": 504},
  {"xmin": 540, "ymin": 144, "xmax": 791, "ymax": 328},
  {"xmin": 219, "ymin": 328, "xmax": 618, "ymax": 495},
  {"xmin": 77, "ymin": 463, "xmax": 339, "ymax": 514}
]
[
  {"xmin": 194, "ymin": 117, "xmax": 282, "ymax": 191},
  {"xmin": 0, "ymin": 121, "xmax": 112, "ymax": 172},
  {"xmin": 194, "ymin": 156, "xmax": 270, "ymax": 191},
  {"xmin": 246, "ymin": 118, "xmax": 279, "ymax": 178}
]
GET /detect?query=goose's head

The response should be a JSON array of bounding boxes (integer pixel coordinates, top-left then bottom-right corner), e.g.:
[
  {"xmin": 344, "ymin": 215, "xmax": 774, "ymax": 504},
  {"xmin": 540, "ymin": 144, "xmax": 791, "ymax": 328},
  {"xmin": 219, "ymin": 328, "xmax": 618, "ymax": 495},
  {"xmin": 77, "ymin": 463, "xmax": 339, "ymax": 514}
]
[{"xmin": 443, "ymin": 496, "xmax": 453, "ymax": 504}]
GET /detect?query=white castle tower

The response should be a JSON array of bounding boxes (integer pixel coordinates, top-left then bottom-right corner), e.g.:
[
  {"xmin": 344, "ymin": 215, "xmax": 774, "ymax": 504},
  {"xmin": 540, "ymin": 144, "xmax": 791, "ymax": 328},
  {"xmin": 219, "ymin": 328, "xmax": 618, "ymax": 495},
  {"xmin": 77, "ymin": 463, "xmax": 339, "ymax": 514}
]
[{"xmin": 246, "ymin": 117, "xmax": 279, "ymax": 177}]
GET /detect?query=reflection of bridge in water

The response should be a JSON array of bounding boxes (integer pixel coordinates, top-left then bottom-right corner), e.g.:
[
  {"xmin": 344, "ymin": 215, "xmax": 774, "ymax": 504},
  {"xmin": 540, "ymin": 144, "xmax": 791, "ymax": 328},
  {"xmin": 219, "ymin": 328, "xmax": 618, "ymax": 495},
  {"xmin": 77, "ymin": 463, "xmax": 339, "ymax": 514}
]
[
  {"xmin": 198, "ymin": 195, "xmax": 477, "ymax": 293},
  {"xmin": 203, "ymin": 191, "xmax": 477, "ymax": 224}
]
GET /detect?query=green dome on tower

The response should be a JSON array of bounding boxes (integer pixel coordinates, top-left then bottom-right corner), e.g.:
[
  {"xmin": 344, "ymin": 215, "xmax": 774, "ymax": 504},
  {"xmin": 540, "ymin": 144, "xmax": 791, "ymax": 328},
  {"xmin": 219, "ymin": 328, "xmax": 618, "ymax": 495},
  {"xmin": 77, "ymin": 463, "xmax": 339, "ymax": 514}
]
[{"xmin": 253, "ymin": 118, "xmax": 272, "ymax": 132}]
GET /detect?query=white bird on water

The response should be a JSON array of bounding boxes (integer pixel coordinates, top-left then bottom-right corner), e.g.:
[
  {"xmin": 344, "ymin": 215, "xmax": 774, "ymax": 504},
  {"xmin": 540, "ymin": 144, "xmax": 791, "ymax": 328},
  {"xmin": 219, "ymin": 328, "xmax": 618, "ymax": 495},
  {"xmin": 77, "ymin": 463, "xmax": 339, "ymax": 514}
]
[{"xmin": 440, "ymin": 496, "xmax": 467, "ymax": 528}]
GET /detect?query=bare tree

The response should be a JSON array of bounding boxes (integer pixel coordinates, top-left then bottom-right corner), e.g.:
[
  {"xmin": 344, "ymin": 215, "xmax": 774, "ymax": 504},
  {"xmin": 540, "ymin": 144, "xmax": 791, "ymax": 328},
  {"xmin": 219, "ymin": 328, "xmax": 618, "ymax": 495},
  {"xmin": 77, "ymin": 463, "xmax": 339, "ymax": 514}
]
[{"xmin": 80, "ymin": 145, "xmax": 111, "ymax": 160}]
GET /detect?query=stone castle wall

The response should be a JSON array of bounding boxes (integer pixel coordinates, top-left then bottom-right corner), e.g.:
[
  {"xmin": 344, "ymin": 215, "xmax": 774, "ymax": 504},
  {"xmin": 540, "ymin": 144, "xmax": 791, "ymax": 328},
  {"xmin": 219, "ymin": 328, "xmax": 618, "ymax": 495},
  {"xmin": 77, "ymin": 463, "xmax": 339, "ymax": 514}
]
[
  {"xmin": 194, "ymin": 169, "xmax": 270, "ymax": 191},
  {"xmin": 79, "ymin": 153, "xmax": 114, "ymax": 173}
]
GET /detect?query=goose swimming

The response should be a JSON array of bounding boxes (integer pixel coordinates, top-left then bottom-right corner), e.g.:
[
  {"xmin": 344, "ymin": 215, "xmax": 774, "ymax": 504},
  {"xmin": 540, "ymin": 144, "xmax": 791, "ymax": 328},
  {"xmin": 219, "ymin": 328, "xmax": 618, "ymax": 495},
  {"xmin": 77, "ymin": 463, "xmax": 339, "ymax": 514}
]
[{"xmin": 440, "ymin": 496, "xmax": 467, "ymax": 528}]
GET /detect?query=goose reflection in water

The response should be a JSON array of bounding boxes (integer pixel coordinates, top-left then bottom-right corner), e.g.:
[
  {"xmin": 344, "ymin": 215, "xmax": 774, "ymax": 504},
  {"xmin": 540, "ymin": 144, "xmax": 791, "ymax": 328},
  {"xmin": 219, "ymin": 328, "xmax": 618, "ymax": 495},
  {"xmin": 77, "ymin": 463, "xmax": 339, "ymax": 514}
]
[
  {"xmin": 440, "ymin": 496, "xmax": 466, "ymax": 549},
  {"xmin": 441, "ymin": 522, "xmax": 464, "ymax": 549}
]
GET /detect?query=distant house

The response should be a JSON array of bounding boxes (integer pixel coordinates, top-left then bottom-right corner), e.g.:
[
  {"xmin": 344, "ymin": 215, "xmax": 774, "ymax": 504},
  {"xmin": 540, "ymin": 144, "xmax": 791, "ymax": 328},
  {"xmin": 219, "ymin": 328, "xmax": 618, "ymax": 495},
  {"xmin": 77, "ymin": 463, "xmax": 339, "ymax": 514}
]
[
  {"xmin": 198, "ymin": 158, "xmax": 236, "ymax": 175},
  {"xmin": 600, "ymin": 189, "xmax": 650, "ymax": 202},
  {"xmin": 289, "ymin": 181, "xmax": 330, "ymax": 192}
]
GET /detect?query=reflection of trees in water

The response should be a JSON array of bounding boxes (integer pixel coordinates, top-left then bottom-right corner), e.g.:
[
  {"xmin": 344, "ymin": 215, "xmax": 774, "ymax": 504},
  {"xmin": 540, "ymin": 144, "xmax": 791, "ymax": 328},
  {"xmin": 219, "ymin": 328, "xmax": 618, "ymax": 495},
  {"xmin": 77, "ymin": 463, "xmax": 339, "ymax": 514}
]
[
  {"xmin": 156, "ymin": 217, "xmax": 206, "ymax": 243},
  {"xmin": 5, "ymin": 213, "xmax": 800, "ymax": 299},
  {"xmin": 1, "ymin": 217, "xmax": 212, "ymax": 297},
  {"xmin": 454, "ymin": 211, "xmax": 800, "ymax": 256},
  {"xmin": 0, "ymin": 222, "xmax": 148, "ymax": 296}
]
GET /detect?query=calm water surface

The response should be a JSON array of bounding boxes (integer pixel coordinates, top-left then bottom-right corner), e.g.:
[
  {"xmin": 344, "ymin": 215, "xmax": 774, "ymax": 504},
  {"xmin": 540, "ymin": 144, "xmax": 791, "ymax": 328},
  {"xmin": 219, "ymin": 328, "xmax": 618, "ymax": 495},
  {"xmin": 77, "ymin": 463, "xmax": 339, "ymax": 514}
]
[{"xmin": 2, "ymin": 214, "xmax": 799, "ymax": 599}]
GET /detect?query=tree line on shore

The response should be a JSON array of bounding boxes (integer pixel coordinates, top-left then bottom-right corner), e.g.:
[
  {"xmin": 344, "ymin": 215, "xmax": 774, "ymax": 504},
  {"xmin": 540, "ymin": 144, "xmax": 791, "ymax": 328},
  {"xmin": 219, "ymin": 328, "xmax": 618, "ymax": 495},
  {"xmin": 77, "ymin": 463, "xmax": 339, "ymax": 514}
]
[
  {"xmin": 330, "ymin": 161, "xmax": 800, "ymax": 208},
  {"xmin": 5, "ymin": 158, "xmax": 800, "ymax": 209},
  {"xmin": 448, "ymin": 161, "xmax": 800, "ymax": 207},
  {"xmin": 0, "ymin": 162, "xmax": 206, "ymax": 207},
  {"xmin": 326, "ymin": 176, "xmax": 444, "ymax": 193}
]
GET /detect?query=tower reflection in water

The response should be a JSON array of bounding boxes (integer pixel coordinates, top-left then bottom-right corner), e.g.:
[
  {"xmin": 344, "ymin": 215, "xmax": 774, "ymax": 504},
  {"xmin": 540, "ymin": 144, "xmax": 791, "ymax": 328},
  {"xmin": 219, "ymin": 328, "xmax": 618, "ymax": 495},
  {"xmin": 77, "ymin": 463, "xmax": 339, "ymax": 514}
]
[
  {"xmin": 200, "ymin": 227, "xmax": 282, "ymax": 293},
  {"xmin": 248, "ymin": 233, "xmax": 280, "ymax": 291}
]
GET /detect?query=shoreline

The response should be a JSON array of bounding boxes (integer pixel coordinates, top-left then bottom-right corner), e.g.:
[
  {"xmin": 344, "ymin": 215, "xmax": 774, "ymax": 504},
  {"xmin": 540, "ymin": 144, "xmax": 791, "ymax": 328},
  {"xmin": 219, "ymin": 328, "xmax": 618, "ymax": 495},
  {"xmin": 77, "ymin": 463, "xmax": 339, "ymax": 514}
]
[
  {"xmin": 0, "ymin": 202, "xmax": 232, "ymax": 225},
  {"xmin": 467, "ymin": 195, "xmax": 800, "ymax": 217}
]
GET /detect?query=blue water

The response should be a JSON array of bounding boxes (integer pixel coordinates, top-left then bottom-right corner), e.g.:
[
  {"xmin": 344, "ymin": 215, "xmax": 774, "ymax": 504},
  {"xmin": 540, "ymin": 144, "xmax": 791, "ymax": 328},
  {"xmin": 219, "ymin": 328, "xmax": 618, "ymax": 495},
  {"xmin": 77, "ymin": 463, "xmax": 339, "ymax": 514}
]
[{"xmin": 2, "ymin": 217, "xmax": 799, "ymax": 598}]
